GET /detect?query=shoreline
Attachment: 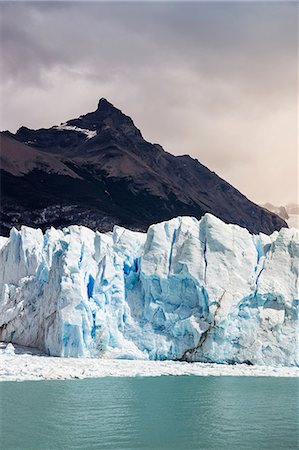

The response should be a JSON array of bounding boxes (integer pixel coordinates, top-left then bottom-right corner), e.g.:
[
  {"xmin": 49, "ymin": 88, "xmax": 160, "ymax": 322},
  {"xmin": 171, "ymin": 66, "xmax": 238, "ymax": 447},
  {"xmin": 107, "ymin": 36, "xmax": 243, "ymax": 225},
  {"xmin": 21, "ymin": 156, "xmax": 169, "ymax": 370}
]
[{"xmin": 1, "ymin": 350, "xmax": 298, "ymax": 382}]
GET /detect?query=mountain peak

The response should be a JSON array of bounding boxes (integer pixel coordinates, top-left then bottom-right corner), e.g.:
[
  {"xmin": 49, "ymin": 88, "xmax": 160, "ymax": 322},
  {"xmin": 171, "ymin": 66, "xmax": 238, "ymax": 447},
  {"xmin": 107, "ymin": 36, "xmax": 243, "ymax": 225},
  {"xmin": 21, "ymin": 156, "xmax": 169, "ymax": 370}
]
[
  {"xmin": 97, "ymin": 98, "xmax": 116, "ymax": 112},
  {"xmin": 91, "ymin": 98, "xmax": 143, "ymax": 140},
  {"xmin": 93, "ymin": 97, "xmax": 130, "ymax": 123},
  {"xmin": 2, "ymin": 98, "xmax": 288, "ymax": 237},
  {"xmin": 13, "ymin": 98, "xmax": 144, "ymax": 151}
]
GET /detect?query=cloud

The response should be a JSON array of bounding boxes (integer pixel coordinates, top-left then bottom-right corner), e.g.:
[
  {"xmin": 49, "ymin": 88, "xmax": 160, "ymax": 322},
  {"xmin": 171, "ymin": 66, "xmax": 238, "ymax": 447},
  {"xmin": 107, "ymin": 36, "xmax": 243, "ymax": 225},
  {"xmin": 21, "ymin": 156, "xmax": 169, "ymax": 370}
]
[{"xmin": 0, "ymin": 1, "xmax": 297, "ymax": 205}]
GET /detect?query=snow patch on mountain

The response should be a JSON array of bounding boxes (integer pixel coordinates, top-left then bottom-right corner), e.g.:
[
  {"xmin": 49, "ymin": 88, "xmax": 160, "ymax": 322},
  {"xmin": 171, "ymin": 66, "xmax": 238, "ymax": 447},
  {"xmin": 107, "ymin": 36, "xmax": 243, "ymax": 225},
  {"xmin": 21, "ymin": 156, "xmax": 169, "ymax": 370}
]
[
  {"xmin": 54, "ymin": 124, "xmax": 97, "ymax": 139},
  {"xmin": 0, "ymin": 215, "xmax": 297, "ymax": 366}
]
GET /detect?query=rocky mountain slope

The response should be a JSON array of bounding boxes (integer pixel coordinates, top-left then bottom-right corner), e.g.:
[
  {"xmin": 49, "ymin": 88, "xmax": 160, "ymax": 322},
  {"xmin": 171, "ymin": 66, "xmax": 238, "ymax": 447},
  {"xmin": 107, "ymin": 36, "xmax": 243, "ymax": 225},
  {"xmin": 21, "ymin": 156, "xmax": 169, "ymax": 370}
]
[{"xmin": 1, "ymin": 98, "xmax": 286, "ymax": 235}]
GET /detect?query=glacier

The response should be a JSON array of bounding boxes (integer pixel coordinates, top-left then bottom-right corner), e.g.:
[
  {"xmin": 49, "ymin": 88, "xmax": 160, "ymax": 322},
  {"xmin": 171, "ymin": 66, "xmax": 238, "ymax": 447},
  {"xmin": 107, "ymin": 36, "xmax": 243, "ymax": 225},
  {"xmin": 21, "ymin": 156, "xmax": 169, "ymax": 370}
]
[{"xmin": 0, "ymin": 214, "xmax": 298, "ymax": 366}]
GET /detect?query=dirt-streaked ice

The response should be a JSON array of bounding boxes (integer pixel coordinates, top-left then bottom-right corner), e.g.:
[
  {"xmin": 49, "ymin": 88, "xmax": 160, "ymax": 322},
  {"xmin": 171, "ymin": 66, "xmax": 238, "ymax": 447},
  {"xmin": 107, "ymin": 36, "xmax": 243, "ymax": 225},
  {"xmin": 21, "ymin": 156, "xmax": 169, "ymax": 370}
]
[{"xmin": 0, "ymin": 214, "xmax": 298, "ymax": 366}]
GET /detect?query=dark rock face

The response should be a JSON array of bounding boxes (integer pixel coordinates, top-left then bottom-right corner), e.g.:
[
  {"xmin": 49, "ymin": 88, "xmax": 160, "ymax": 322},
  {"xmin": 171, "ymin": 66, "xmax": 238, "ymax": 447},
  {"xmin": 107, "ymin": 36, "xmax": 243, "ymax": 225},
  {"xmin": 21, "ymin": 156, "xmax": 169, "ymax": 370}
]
[{"xmin": 1, "ymin": 98, "xmax": 287, "ymax": 236}]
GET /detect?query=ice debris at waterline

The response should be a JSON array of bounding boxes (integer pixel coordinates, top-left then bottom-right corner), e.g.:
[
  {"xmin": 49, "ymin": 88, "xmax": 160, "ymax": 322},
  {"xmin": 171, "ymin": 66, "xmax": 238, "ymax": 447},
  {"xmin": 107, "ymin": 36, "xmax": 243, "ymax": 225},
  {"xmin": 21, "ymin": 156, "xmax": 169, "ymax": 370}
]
[
  {"xmin": 0, "ymin": 214, "xmax": 298, "ymax": 366},
  {"xmin": 1, "ymin": 343, "xmax": 298, "ymax": 380}
]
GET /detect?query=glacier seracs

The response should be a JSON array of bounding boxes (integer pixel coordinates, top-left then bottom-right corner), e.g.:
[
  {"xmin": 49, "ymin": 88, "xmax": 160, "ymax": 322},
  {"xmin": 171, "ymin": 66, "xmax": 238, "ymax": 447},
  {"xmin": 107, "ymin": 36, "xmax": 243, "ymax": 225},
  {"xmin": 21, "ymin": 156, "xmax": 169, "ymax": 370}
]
[{"xmin": 0, "ymin": 214, "xmax": 298, "ymax": 366}]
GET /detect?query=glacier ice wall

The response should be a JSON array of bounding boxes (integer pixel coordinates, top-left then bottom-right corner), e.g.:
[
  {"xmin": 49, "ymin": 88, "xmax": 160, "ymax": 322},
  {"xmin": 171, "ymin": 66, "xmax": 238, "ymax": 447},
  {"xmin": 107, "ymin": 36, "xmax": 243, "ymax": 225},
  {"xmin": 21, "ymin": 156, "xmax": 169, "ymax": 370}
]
[{"xmin": 0, "ymin": 214, "xmax": 298, "ymax": 366}]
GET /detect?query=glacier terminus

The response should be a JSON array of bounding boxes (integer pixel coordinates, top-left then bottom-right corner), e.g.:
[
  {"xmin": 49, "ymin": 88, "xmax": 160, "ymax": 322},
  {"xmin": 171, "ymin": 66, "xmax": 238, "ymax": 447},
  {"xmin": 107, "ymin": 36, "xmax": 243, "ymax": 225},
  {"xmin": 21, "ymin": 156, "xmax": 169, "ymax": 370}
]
[{"xmin": 0, "ymin": 214, "xmax": 298, "ymax": 366}]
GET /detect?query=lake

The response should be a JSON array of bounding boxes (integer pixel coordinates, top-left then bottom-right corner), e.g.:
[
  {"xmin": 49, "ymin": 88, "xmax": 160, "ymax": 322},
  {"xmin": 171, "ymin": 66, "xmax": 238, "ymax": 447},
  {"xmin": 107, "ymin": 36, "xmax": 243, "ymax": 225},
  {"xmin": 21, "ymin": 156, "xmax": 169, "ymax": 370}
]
[{"xmin": 1, "ymin": 376, "xmax": 298, "ymax": 449}]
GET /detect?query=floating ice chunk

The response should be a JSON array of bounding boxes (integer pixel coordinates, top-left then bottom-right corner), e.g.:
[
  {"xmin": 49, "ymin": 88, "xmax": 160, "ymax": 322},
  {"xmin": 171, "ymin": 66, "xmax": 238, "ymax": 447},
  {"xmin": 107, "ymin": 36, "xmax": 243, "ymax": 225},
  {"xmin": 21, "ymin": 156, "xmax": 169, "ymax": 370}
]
[{"xmin": 3, "ymin": 343, "xmax": 15, "ymax": 355}]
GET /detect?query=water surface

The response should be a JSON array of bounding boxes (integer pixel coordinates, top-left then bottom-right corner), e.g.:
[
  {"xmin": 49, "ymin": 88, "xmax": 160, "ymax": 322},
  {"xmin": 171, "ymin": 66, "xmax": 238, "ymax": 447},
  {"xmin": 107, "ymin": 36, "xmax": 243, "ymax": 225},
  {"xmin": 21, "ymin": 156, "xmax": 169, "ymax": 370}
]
[{"xmin": 1, "ymin": 376, "xmax": 298, "ymax": 449}]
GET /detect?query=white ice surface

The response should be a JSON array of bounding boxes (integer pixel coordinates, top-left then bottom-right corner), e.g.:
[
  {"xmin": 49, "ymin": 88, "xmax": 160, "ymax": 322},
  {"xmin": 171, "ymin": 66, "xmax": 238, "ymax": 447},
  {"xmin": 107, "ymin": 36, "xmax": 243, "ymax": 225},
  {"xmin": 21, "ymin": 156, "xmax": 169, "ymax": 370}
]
[
  {"xmin": 0, "ymin": 214, "xmax": 298, "ymax": 366},
  {"xmin": 0, "ymin": 344, "xmax": 297, "ymax": 381}
]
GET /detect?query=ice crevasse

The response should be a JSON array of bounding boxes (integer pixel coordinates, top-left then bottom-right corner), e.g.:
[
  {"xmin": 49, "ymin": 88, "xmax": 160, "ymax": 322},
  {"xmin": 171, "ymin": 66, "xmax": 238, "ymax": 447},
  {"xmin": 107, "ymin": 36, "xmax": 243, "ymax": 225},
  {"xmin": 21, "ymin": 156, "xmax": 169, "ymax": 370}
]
[{"xmin": 0, "ymin": 214, "xmax": 298, "ymax": 366}]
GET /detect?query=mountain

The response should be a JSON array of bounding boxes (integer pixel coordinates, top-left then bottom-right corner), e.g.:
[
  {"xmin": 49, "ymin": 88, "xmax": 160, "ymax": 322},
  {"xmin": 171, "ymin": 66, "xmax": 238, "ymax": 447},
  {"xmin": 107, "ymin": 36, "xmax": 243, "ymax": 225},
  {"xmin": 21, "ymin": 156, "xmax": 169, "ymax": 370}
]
[
  {"xmin": 0, "ymin": 98, "xmax": 286, "ymax": 236},
  {"xmin": 0, "ymin": 215, "xmax": 297, "ymax": 365},
  {"xmin": 261, "ymin": 202, "xmax": 299, "ymax": 229}
]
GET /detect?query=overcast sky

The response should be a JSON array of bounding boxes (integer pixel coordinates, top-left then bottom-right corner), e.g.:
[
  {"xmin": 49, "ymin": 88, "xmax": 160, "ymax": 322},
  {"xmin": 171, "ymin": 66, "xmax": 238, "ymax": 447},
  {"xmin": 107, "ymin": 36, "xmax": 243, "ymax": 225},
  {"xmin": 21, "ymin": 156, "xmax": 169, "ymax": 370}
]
[{"xmin": 0, "ymin": 1, "xmax": 297, "ymax": 205}]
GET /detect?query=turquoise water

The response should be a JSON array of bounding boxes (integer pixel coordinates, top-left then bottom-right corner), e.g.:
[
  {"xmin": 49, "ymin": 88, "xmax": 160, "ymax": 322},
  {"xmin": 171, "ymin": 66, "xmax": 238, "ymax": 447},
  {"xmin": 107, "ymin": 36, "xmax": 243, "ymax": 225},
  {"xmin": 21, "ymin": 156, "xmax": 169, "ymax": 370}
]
[{"xmin": 0, "ymin": 377, "xmax": 298, "ymax": 450}]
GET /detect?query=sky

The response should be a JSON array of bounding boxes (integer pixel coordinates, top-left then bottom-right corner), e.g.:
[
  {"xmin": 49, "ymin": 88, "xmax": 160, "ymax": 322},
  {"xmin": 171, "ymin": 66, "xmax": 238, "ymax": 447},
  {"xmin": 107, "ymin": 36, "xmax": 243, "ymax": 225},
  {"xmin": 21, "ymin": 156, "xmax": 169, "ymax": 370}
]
[{"xmin": 0, "ymin": 1, "xmax": 298, "ymax": 206}]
